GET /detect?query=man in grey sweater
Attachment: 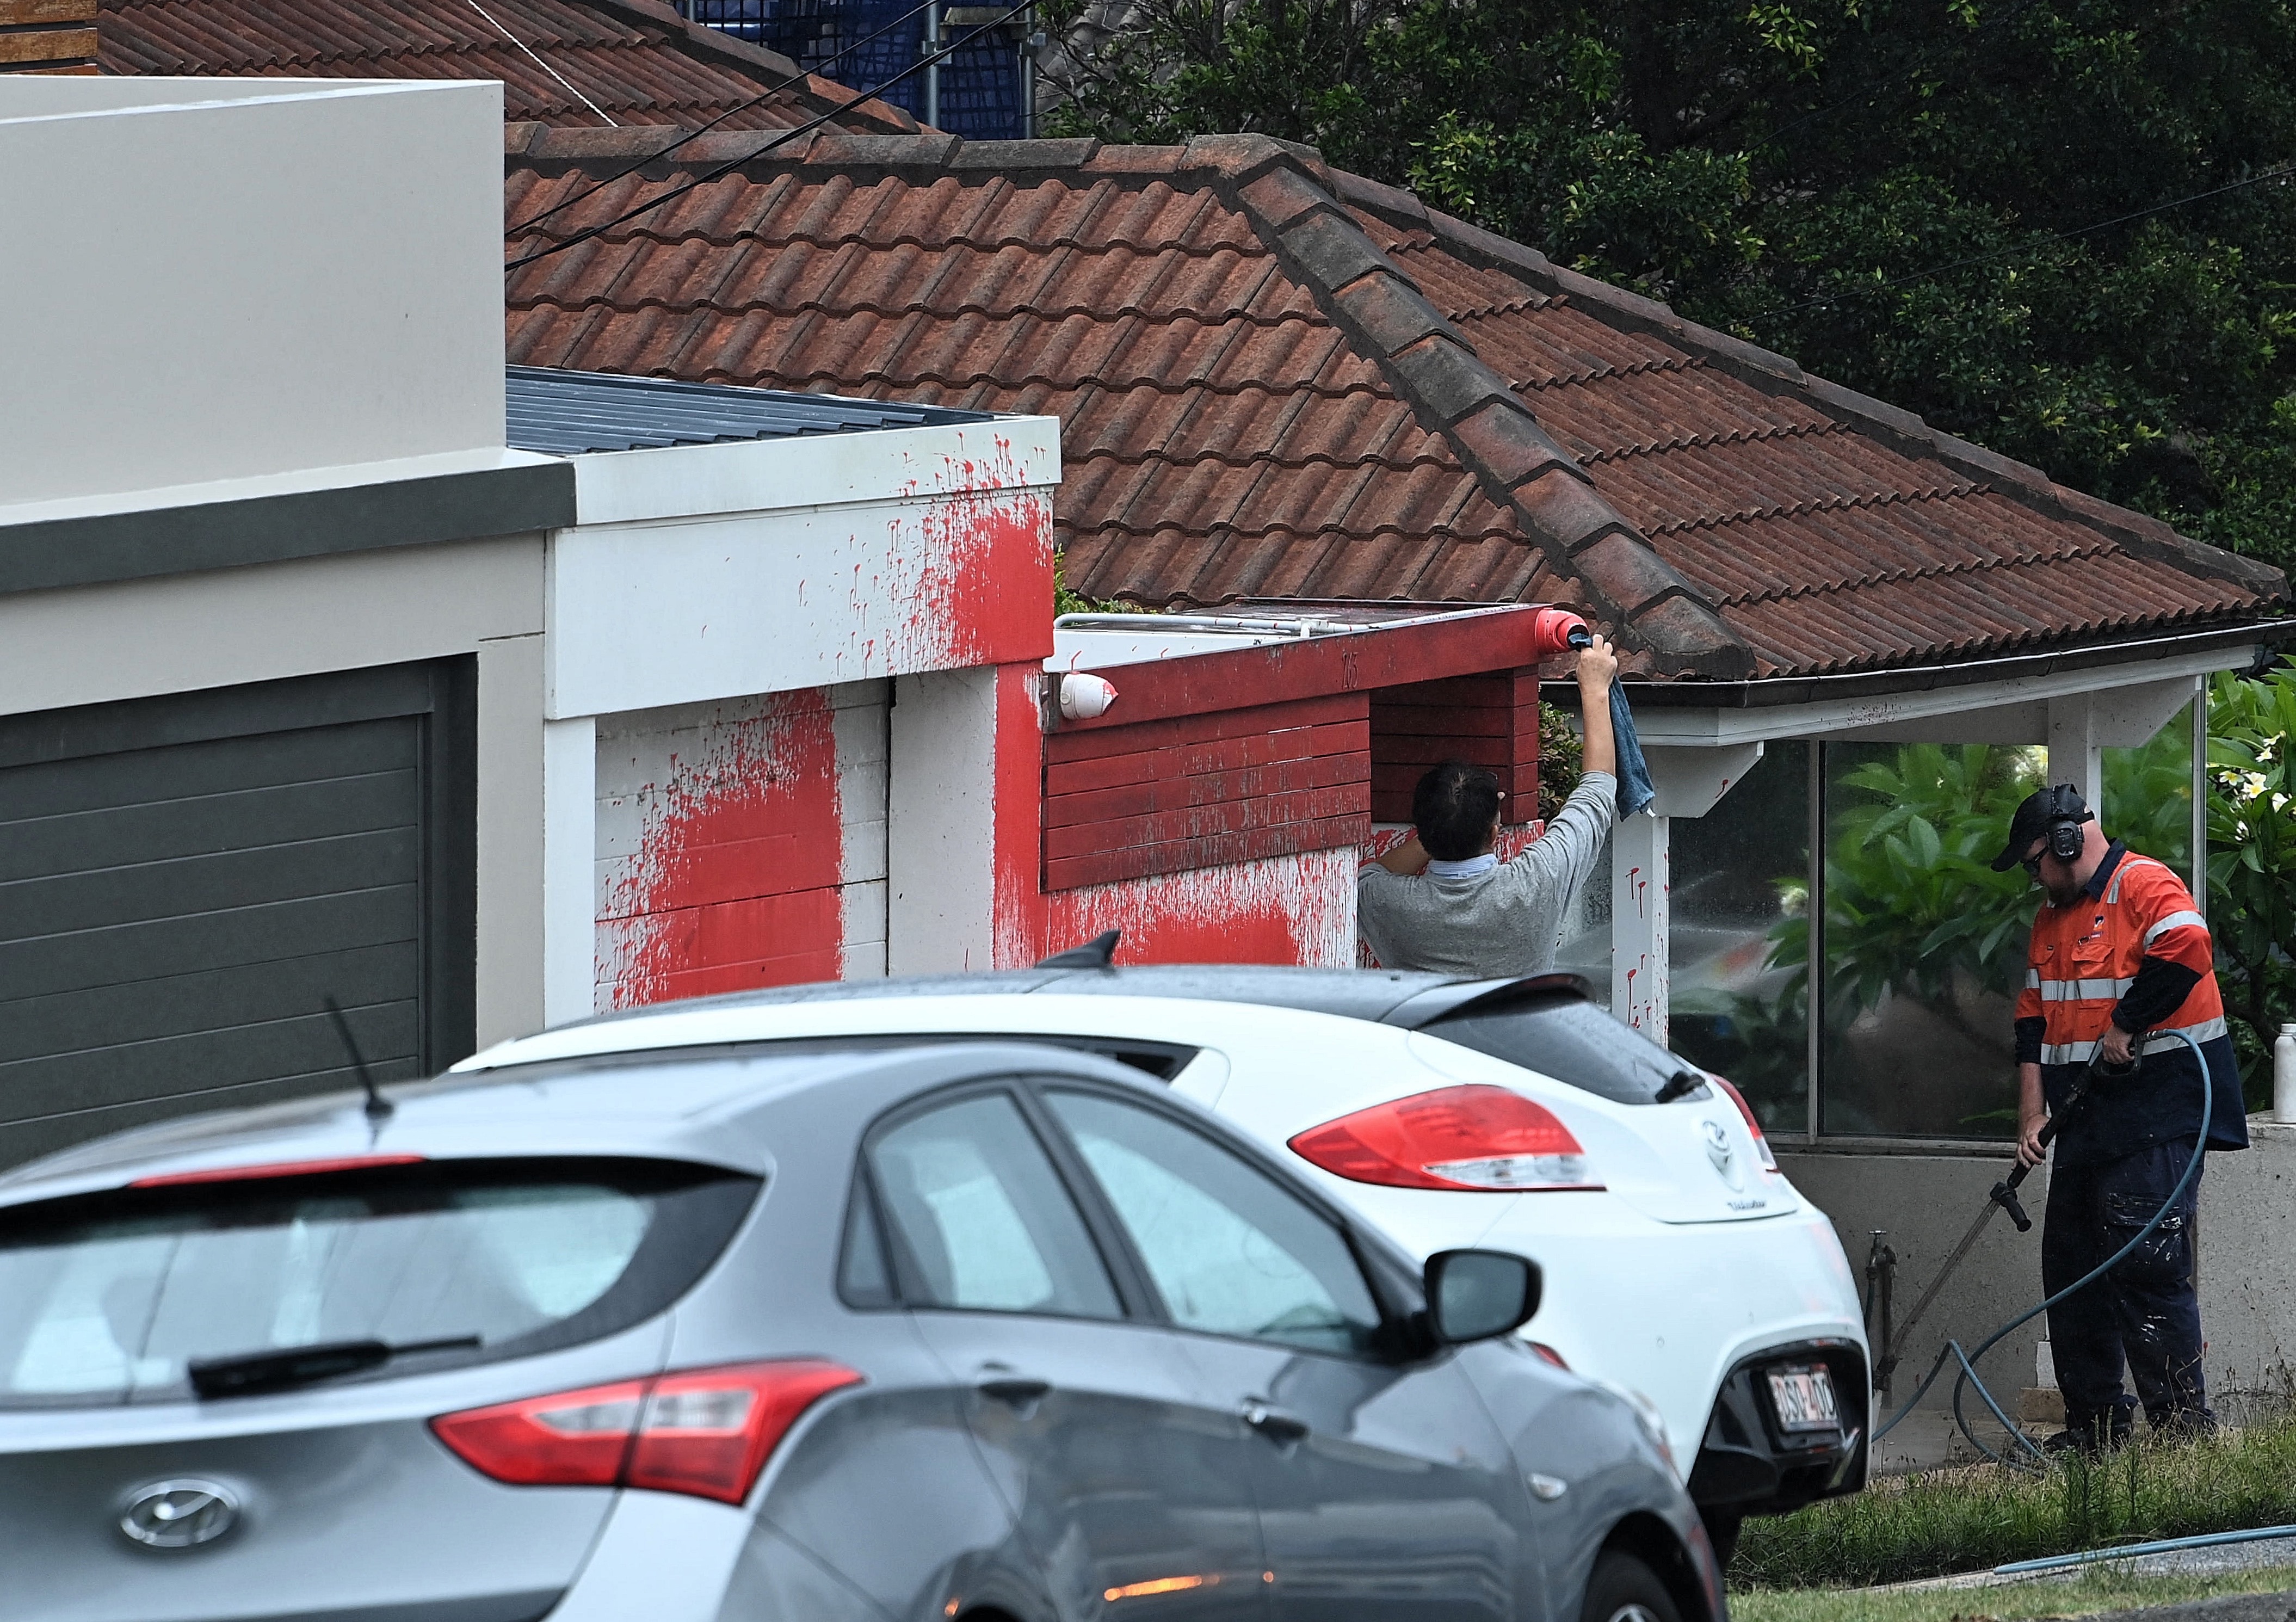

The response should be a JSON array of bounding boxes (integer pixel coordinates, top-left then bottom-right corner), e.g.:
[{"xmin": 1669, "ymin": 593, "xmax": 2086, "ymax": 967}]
[{"xmin": 1357, "ymin": 636, "xmax": 1620, "ymax": 977}]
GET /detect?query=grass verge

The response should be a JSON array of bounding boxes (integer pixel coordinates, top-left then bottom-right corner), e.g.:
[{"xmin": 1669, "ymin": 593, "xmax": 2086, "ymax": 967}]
[
  {"xmin": 1735, "ymin": 1414, "xmax": 2296, "ymax": 1589},
  {"xmin": 1731, "ymin": 1563, "xmax": 2296, "ymax": 1622}
]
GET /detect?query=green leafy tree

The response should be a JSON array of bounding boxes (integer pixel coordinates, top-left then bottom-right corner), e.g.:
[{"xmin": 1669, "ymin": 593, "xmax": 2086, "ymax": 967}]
[
  {"xmin": 2205, "ymin": 661, "xmax": 2296, "ymax": 1101},
  {"xmin": 1810, "ymin": 745, "xmax": 2041, "ymax": 1037},
  {"xmin": 1042, "ymin": 0, "xmax": 2296, "ymax": 572},
  {"xmin": 1054, "ymin": 558, "xmax": 1133, "ymax": 616}
]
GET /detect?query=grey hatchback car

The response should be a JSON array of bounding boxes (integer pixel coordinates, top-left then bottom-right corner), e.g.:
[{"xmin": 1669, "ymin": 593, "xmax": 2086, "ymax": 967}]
[{"xmin": 0, "ymin": 1038, "xmax": 1723, "ymax": 1622}]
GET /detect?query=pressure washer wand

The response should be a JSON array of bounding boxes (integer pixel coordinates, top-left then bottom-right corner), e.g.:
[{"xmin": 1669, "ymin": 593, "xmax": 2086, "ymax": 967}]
[{"xmin": 1872, "ymin": 1059, "xmax": 2112, "ymax": 1392}]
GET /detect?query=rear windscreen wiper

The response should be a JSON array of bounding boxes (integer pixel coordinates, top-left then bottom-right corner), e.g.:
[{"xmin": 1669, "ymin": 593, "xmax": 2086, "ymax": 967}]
[
  {"xmin": 187, "ymin": 1334, "xmax": 482, "ymax": 1399},
  {"xmin": 1655, "ymin": 1070, "xmax": 1709, "ymax": 1103}
]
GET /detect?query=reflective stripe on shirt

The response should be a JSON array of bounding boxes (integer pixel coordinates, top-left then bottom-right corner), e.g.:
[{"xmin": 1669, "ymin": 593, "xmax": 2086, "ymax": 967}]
[
  {"xmin": 2036, "ymin": 976, "xmax": 2135, "ymax": 1002},
  {"xmin": 2040, "ymin": 1015, "xmax": 2229, "ymax": 1066},
  {"xmin": 2142, "ymin": 910, "xmax": 2208, "ymax": 947}
]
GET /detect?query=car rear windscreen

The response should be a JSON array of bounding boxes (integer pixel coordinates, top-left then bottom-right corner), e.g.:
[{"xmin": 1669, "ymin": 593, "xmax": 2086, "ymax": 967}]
[
  {"xmin": 1419, "ymin": 992, "xmax": 1707, "ymax": 1106},
  {"xmin": 0, "ymin": 1157, "xmax": 758, "ymax": 1408}
]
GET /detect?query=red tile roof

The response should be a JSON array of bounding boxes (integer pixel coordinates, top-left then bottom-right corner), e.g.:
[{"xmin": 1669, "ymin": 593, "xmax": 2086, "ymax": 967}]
[
  {"xmin": 503, "ymin": 129, "xmax": 2285, "ymax": 679},
  {"xmin": 98, "ymin": 0, "xmax": 915, "ymax": 132}
]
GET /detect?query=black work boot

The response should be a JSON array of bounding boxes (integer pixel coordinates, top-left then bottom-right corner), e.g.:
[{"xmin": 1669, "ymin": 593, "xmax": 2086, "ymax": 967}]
[
  {"xmin": 2045, "ymin": 1404, "xmax": 2134, "ymax": 1458},
  {"xmin": 2146, "ymin": 1407, "xmax": 2218, "ymax": 1444}
]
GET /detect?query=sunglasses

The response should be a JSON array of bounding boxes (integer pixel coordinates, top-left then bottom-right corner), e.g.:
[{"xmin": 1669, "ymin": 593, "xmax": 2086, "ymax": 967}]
[{"xmin": 2020, "ymin": 852, "xmax": 2046, "ymax": 877}]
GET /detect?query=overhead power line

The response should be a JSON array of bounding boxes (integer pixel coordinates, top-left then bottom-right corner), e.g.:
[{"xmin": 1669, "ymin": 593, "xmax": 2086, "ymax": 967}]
[
  {"xmin": 467, "ymin": 0, "xmax": 619, "ymax": 127},
  {"xmin": 508, "ymin": 0, "xmax": 955, "ymax": 237},
  {"xmin": 504, "ymin": 0, "xmax": 1035, "ymax": 273}
]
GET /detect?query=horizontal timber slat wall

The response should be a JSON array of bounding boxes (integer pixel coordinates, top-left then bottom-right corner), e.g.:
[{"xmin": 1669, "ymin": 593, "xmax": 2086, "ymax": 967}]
[
  {"xmin": 1044, "ymin": 694, "xmax": 1371, "ymax": 891},
  {"xmin": 1368, "ymin": 670, "xmax": 1539, "ymax": 824},
  {"xmin": 0, "ymin": 0, "xmax": 98, "ymax": 71}
]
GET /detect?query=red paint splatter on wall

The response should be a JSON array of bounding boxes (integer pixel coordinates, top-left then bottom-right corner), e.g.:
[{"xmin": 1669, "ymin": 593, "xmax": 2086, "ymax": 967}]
[
  {"xmin": 1016, "ymin": 849, "xmax": 1363, "ymax": 969},
  {"xmin": 911, "ymin": 488, "xmax": 1052, "ymax": 671},
  {"xmin": 991, "ymin": 662, "xmax": 1362, "ymax": 969},
  {"xmin": 598, "ymin": 689, "xmax": 845, "ymax": 1008}
]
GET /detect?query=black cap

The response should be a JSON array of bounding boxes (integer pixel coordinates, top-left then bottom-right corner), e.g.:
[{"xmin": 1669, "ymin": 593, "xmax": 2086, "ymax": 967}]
[{"xmin": 1989, "ymin": 784, "xmax": 2092, "ymax": 872}]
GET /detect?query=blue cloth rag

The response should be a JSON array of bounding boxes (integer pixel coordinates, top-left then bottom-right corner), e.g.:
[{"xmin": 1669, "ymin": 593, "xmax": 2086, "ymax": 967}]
[{"xmin": 1610, "ymin": 682, "xmax": 1656, "ymax": 819}]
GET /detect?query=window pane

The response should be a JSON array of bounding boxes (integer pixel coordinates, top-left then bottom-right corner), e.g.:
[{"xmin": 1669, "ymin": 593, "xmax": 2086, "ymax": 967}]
[
  {"xmin": 1424, "ymin": 991, "xmax": 1705, "ymax": 1106},
  {"xmin": 871, "ymin": 1094, "xmax": 1120, "ymax": 1318},
  {"xmin": 1668, "ymin": 741, "xmax": 1812, "ymax": 1132},
  {"xmin": 0, "ymin": 1159, "xmax": 751, "ymax": 1408},
  {"xmin": 1046, "ymin": 1091, "xmax": 1382, "ymax": 1356},
  {"xmin": 2106, "ymin": 699, "xmax": 2198, "ymax": 875},
  {"xmin": 1817, "ymin": 743, "xmax": 2041, "ymax": 1138}
]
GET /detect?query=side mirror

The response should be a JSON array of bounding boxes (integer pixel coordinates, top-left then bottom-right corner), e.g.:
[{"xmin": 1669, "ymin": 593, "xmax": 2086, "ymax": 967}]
[{"xmin": 1424, "ymin": 1249, "xmax": 1541, "ymax": 1345}]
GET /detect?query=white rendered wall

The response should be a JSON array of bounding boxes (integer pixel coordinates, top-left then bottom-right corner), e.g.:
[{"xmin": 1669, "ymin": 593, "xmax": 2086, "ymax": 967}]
[
  {"xmin": 0, "ymin": 536, "xmax": 542, "ymax": 719},
  {"xmin": 476, "ymin": 634, "xmax": 550, "ymax": 1048},
  {"xmin": 547, "ymin": 421, "xmax": 1059, "ymax": 720},
  {"xmin": 887, "ymin": 666, "xmax": 1002, "ymax": 975},
  {"xmin": 592, "ymin": 682, "xmax": 890, "ymax": 1012},
  {"xmin": 0, "ymin": 78, "xmax": 505, "ymax": 504}
]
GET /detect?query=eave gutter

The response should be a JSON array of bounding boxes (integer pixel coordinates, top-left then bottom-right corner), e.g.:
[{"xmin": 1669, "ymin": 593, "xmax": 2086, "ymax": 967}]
[{"xmin": 1591, "ymin": 620, "xmax": 2290, "ymax": 710}]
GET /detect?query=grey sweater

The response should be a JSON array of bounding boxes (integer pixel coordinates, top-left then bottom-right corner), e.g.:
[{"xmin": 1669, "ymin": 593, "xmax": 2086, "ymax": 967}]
[{"xmin": 1356, "ymin": 771, "xmax": 1618, "ymax": 978}]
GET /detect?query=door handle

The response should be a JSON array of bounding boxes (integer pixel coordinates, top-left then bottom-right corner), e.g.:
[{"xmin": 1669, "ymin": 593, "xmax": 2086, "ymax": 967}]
[
  {"xmin": 977, "ymin": 1376, "xmax": 1052, "ymax": 1405},
  {"xmin": 1242, "ymin": 1400, "xmax": 1310, "ymax": 1444}
]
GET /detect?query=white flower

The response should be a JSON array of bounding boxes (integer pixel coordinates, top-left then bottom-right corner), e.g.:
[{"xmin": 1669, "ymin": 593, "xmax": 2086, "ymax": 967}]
[
  {"xmin": 2275, "ymin": 793, "xmax": 2290, "ymax": 815},
  {"xmin": 2243, "ymin": 772, "xmax": 2269, "ymax": 803}
]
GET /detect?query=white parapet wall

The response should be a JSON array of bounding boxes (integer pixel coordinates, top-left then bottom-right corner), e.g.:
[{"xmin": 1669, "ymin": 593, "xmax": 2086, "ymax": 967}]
[
  {"xmin": 2201, "ymin": 1115, "xmax": 2296, "ymax": 1418},
  {"xmin": 0, "ymin": 77, "xmax": 506, "ymax": 505}
]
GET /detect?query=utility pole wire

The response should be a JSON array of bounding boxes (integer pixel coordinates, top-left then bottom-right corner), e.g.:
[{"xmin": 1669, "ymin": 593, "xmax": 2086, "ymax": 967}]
[
  {"xmin": 1761, "ymin": 160, "xmax": 2296, "ymax": 322},
  {"xmin": 504, "ymin": 0, "xmax": 1034, "ymax": 273},
  {"xmin": 466, "ymin": 0, "xmax": 619, "ymax": 127},
  {"xmin": 507, "ymin": 0, "xmax": 953, "ymax": 236}
]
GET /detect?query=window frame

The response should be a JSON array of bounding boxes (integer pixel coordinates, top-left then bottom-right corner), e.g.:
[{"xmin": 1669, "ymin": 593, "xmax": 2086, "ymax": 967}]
[
  {"xmin": 1022, "ymin": 1077, "xmax": 1418, "ymax": 1365},
  {"xmin": 841, "ymin": 1074, "xmax": 1424, "ymax": 1363},
  {"xmin": 844, "ymin": 1080, "xmax": 1153, "ymax": 1324}
]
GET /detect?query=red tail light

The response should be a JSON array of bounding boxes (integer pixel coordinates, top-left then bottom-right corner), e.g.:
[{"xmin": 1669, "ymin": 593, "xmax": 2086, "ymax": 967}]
[
  {"xmin": 1530, "ymin": 1342, "xmax": 1570, "ymax": 1370},
  {"xmin": 1708, "ymin": 1076, "xmax": 1780, "ymax": 1173},
  {"xmin": 431, "ymin": 1359, "xmax": 862, "ymax": 1506},
  {"xmin": 131, "ymin": 1155, "xmax": 425, "ymax": 1187},
  {"xmin": 1288, "ymin": 1085, "xmax": 1602, "ymax": 1192}
]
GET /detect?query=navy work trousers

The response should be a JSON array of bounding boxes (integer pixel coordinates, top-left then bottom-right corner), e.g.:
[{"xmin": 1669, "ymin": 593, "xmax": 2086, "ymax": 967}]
[{"xmin": 2041, "ymin": 1136, "xmax": 2211, "ymax": 1434}]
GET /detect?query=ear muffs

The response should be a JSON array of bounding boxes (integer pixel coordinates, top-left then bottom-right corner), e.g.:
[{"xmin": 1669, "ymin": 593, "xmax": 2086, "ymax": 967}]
[{"xmin": 2047, "ymin": 784, "xmax": 2086, "ymax": 861}]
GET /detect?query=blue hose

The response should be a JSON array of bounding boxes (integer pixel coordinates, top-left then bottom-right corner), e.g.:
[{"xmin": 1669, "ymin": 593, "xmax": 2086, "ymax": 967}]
[
  {"xmin": 1993, "ymin": 1522, "xmax": 2296, "ymax": 1576},
  {"xmin": 1871, "ymin": 1028, "xmax": 2215, "ymax": 1471}
]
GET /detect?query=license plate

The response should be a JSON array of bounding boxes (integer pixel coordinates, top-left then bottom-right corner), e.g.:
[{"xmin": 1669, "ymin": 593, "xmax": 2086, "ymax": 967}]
[{"xmin": 1767, "ymin": 1365, "xmax": 1840, "ymax": 1433}]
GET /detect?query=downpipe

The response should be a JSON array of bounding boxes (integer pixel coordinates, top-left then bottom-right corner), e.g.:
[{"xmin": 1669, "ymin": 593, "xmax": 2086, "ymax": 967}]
[{"xmin": 1869, "ymin": 1029, "xmax": 2215, "ymax": 1471}]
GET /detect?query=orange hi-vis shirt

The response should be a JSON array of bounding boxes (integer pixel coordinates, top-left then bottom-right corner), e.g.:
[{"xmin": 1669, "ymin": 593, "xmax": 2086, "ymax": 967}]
[
  {"xmin": 2015, "ymin": 843, "xmax": 2244, "ymax": 1167},
  {"xmin": 2016, "ymin": 849, "xmax": 2224, "ymax": 1067}
]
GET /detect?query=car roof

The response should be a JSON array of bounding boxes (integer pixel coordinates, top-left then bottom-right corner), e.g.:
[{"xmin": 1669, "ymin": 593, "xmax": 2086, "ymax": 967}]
[
  {"xmin": 0, "ymin": 1040, "xmax": 1155, "ymax": 1205},
  {"xmin": 453, "ymin": 966, "xmax": 1601, "ymax": 1080},
  {"xmin": 553, "ymin": 964, "xmax": 1594, "ymax": 1029}
]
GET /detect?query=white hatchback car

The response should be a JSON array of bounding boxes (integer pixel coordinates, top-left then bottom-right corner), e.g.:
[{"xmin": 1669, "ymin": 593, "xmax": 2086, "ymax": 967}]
[{"xmin": 462, "ymin": 963, "xmax": 1869, "ymax": 1557}]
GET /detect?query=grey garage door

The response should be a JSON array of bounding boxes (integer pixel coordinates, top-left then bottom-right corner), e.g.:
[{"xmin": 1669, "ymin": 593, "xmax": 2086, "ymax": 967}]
[{"xmin": 0, "ymin": 662, "xmax": 476, "ymax": 1169}]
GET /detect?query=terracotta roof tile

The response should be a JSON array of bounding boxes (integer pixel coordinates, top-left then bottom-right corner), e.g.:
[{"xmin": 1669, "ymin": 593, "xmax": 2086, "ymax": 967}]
[
  {"xmin": 503, "ymin": 128, "xmax": 2284, "ymax": 677},
  {"xmin": 100, "ymin": 0, "xmax": 914, "ymax": 132}
]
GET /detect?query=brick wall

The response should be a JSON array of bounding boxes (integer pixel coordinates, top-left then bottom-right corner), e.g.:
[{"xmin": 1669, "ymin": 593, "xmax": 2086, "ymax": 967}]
[
  {"xmin": 1369, "ymin": 669, "xmax": 1540, "ymax": 825},
  {"xmin": 1041, "ymin": 693, "xmax": 1371, "ymax": 892}
]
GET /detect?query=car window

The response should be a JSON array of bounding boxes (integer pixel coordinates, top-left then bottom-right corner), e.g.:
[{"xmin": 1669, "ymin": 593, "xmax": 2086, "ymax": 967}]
[
  {"xmin": 1044, "ymin": 1090, "xmax": 1382, "ymax": 1356},
  {"xmin": 1419, "ymin": 991, "xmax": 1706, "ymax": 1106},
  {"xmin": 869, "ymin": 1091, "xmax": 1122, "ymax": 1319},
  {"xmin": 0, "ymin": 1158, "xmax": 756, "ymax": 1409}
]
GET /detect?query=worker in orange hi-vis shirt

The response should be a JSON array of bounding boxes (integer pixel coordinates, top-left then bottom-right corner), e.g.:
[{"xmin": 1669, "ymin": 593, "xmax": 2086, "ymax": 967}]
[{"xmin": 1994, "ymin": 783, "xmax": 2249, "ymax": 1457}]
